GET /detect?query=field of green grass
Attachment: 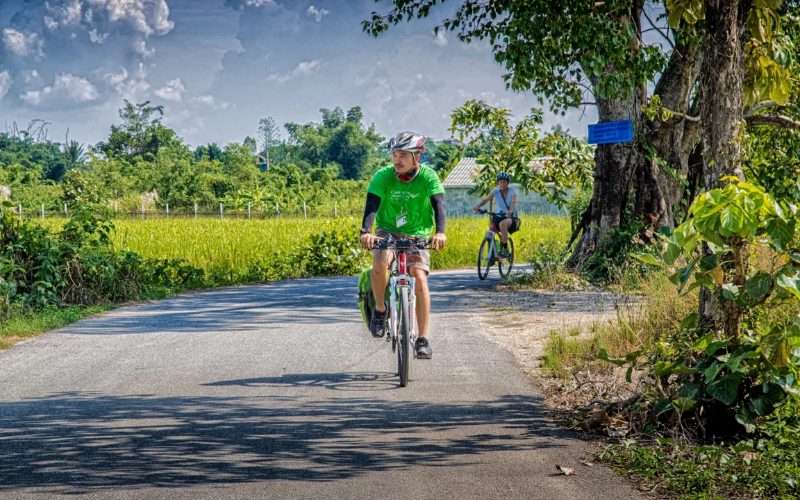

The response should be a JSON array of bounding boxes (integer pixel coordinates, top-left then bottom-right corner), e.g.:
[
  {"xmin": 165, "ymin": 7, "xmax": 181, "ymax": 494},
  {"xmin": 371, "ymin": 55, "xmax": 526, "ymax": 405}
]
[{"xmin": 106, "ymin": 214, "xmax": 570, "ymax": 282}]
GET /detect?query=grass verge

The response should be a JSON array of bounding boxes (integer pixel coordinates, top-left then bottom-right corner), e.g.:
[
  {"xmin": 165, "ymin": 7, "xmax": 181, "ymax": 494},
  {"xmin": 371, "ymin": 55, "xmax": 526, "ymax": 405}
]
[{"xmin": 0, "ymin": 305, "xmax": 111, "ymax": 349}]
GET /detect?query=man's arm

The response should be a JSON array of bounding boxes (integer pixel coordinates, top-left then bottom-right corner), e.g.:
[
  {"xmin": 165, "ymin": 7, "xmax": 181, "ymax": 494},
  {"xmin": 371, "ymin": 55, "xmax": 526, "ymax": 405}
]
[
  {"xmin": 430, "ymin": 193, "xmax": 447, "ymax": 250},
  {"xmin": 360, "ymin": 192, "xmax": 382, "ymax": 249},
  {"xmin": 361, "ymin": 192, "xmax": 381, "ymax": 234}
]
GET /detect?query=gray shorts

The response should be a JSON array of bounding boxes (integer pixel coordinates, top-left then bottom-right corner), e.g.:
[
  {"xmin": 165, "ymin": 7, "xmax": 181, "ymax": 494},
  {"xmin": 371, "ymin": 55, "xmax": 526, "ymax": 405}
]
[{"xmin": 373, "ymin": 228, "xmax": 430, "ymax": 274}]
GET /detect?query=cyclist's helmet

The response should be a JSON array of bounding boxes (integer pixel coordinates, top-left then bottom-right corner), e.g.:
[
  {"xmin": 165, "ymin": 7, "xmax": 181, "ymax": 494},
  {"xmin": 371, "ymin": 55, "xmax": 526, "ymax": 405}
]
[
  {"xmin": 496, "ymin": 172, "xmax": 511, "ymax": 182},
  {"xmin": 388, "ymin": 131, "xmax": 426, "ymax": 153}
]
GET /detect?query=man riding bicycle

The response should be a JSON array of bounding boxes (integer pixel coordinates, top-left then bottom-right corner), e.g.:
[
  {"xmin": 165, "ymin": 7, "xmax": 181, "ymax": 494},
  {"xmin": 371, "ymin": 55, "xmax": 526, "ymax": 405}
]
[
  {"xmin": 473, "ymin": 172, "xmax": 518, "ymax": 257},
  {"xmin": 360, "ymin": 131, "xmax": 446, "ymax": 359}
]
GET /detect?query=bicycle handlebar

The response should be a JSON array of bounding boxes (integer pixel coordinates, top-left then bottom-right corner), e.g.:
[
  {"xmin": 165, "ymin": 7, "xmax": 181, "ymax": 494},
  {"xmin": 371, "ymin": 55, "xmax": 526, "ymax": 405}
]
[{"xmin": 372, "ymin": 235, "xmax": 432, "ymax": 250}]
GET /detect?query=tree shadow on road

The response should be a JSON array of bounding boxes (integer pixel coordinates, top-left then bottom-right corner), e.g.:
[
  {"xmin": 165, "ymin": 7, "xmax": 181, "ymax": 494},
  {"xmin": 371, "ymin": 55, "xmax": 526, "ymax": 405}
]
[{"xmin": 0, "ymin": 390, "xmax": 574, "ymax": 495}]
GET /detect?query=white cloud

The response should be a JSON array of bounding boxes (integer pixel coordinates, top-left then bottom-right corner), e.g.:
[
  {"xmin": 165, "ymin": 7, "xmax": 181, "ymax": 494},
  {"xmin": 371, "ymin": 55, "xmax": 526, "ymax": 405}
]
[
  {"xmin": 2, "ymin": 28, "xmax": 44, "ymax": 58},
  {"xmin": 20, "ymin": 73, "xmax": 100, "ymax": 106},
  {"xmin": 245, "ymin": 0, "xmax": 276, "ymax": 7},
  {"xmin": 433, "ymin": 30, "xmax": 448, "ymax": 46},
  {"xmin": 307, "ymin": 5, "xmax": 329, "ymax": 22},
  {"xmin": 43, "ymin": 0, "xmax": 174, "ymax": 37},
  {"xmin": 23, "ymin": 70, "xmax": 41, "ymax": 84},
  {"xmin": 90, "ymin": 0, "xmax": 174, "ymax": 36},
  {"xmin": 103, "ymin": 65, "xmax": 151, "ymax": 99},
  {"xmin": 132, "ymin": 38, "xmax": 155, "ymax": 57},
  {"xmin": 88, "ymin": 28, "xmax": 109, "ymax": 43},
  {"xmin": 266, "ymin": 60, "xmax": 320, "ymax": 83},
  {"xmin": 0, "ymin": 71, "xmax": 12, "ymax": 101},
  {"xmin": 155, "ymin": 78, "xmax": 186, "ymax": 101},
  {"xmin": 192, "ymin": 94, "xmax": 231, "ymax": 110}
]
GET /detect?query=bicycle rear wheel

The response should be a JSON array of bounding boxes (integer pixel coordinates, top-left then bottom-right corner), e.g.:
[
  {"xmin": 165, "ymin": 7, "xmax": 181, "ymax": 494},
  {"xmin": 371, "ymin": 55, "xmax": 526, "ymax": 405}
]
[
  {"xmin": 498, "ymin": 238, "xmax": 515, "ymax": 278},
  {"xmin": 477, "ymin": 238, "xmax": 493, "ymax": 280},
  {"xmin": 397, "ymin": 287, "xmax": 412, "ymax": 387}
]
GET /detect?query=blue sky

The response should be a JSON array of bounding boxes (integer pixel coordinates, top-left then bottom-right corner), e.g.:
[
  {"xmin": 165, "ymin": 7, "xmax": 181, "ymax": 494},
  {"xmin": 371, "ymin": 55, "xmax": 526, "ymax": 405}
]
[{"xmin": 0, "ymin": 0, "xmax": 596, "ymax": 147}]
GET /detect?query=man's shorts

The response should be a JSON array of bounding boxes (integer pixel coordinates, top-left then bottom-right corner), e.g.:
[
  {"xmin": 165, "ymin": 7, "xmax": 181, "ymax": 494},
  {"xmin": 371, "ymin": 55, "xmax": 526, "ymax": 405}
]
[
  {"xmin": 491, "ymin": 214, "xmax": 520, "ymax": 234},
  {"xmin": 373, "ymin": 228, "xmax": 431, "ymax": 274}
]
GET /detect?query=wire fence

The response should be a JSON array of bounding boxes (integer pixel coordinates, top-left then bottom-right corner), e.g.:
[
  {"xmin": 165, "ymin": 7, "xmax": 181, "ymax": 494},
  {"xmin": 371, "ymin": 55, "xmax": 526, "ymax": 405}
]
[
  {"xmin": 8, "ymin": 201, "xmax": 365, "ymax": 220},
  {"xmin": 8, "ymin": 202, "xmax": 566, "ymax": 220}
]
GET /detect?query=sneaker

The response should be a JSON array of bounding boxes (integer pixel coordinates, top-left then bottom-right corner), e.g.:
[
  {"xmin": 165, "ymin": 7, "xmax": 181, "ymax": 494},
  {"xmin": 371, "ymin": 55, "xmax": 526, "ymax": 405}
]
[
  {"xmin": 370, "ymin": 308, "xmax": 387, "ymax": 338},
  {"xmin": 415, "ymin": 337, "xmax": 432, "ymax": 359},
  {"xmin": 499, "ymin": 247, "xmax": 510, "ymax": 258}
]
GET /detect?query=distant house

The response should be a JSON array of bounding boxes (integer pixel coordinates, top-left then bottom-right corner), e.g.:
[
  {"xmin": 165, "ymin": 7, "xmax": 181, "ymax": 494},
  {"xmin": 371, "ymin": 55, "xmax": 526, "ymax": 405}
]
[{"xmin": 442, "ymin": 157, "xmax": 564, "ymax": 216}]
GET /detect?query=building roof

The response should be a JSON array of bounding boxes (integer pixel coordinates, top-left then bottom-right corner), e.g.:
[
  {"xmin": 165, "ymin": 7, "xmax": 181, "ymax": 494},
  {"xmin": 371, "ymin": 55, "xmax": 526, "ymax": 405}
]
[
  {"xmin": 443, "ymin": 157, "xmax": 551, "ymax": 187},
  {"xmin": 442, "ymin": 157, "xmax": 480, "ymax": 187}
]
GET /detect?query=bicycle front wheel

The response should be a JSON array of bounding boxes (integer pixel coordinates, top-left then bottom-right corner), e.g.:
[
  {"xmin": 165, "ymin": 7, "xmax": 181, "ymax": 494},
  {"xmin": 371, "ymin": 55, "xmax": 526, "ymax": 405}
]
[
  {"xmin": 397, "ymin": 287, "xmax": 412, "ymax": 387},
  {"xmin": 477, "ymin": 238, "xmax": 492, "ymax": 280},
  {"xmin": 499, "ymin": 238, "xmax": 515, "ymax": 278}
]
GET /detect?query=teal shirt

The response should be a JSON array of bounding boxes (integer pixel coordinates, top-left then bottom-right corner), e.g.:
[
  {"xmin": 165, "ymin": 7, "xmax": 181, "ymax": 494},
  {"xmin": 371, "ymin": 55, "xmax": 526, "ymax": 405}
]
[{"xmin": 367, "ymin": 164, "xmax": 444, "ymax": 238}]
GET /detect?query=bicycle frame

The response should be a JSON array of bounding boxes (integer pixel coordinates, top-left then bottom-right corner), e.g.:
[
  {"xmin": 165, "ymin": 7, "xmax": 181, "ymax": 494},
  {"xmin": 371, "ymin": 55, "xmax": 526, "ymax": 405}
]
[
  {"xmin": 372, "ymin": 235, "xmax": 431, "ymax": 386},
  {"xmin": 476, "ymin": 210, "xmax": 514, "ymax": 280},
  {"xmin": 388, "ymin": 251, "xmax": 417, "ymax": 350}
]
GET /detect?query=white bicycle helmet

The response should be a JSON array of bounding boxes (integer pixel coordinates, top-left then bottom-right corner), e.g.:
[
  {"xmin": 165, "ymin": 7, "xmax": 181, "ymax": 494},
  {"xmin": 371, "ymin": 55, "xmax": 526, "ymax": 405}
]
[{"xmin": 388, "ymin": 131, "xmax": 426, "ymax": 153}]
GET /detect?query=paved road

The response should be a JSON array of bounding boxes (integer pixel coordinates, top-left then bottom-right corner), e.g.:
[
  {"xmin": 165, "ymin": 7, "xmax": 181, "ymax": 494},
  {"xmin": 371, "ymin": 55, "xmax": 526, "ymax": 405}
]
[{"xmin": 0, "ymin": 270, "xmax": 640, "ymax": 499}]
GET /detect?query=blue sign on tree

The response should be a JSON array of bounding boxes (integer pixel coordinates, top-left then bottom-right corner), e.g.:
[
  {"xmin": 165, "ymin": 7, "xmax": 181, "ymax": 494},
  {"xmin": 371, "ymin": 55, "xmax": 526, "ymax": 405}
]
[{"xmin": 588, "ymin": 120, "xmax": 634, "ymax": 144}]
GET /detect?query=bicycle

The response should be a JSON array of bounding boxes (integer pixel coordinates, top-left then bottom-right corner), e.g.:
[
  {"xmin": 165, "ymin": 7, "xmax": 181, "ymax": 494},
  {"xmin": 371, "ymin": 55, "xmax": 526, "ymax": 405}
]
[
  {"xmin": 359, "ymin": 235, "xmax": 432, "ymax": 387},
  {"xmin": 476, "ymin": 209, "xmax": 515, "ymax": 280}
]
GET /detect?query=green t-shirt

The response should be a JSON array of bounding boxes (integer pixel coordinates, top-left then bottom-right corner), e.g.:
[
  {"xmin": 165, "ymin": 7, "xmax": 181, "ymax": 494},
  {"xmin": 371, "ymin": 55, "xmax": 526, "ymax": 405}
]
[{"xmin": 367, "ymin": 164, "xmax": 445, "ymax": 237}]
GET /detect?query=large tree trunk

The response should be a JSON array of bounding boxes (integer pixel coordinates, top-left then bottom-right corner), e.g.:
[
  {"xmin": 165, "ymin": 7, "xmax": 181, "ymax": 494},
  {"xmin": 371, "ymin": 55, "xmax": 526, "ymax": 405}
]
[
  {"xmin": 569, "ymin": 29, "xmax": 704, "ymax": 267},
  {"xmin": 697, "ymin": 0, "xmax": 747, "ymax": 337},
  {"xmin": 567, "ymin": 93, "xmax": 644, "ymax": 268},
  {"xmin": 636, "ymin": 41, "xmax": 703, "ymax": 228}
]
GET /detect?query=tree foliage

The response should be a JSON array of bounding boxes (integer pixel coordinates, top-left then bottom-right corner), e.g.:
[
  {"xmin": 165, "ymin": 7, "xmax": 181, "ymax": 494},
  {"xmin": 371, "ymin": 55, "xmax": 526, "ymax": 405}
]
[
  {"xmin": 450, "ymin": 100, "xmax": 594, "ymax": 206},
  {"xmin": 285, "ymin": 106, "xmax": 385, "ymax": 179}
]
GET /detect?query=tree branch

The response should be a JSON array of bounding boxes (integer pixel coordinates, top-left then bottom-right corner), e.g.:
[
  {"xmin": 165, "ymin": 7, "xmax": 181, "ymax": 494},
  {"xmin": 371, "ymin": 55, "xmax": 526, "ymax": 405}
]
[
  {"xmin": 745, "ymin": 114, "xmax": 800, "ymax": 130},
  {"xmin": 641, "ymin": 7, "xmax": 675, "ymax": 50}
]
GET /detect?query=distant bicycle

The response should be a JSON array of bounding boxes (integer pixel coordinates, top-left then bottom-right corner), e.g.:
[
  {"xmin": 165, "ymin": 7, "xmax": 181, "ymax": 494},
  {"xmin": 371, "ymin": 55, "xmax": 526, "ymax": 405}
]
[
  {"xmin": 476, "ymin": 209, "xmax": 514, "ymax": 280},
  {"xmin": 359, "ymin": 235, "xmax": 432, "ymax": 387}
]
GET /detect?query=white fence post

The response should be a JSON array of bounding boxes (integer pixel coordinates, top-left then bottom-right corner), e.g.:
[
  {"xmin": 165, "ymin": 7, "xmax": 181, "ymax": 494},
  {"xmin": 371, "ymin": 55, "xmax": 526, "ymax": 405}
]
[
  {"xmin": 41, "ymin": 203, "xmax": 45, "ymax": 219},
  {"xmin": 194, "ymin": 203, "xmax": 198, "ymax": 218},
  {"xmin": 275, "ymin": 202, "xmax": 280, "ymax": 216},
  {"xmin": 141, "ymin": 203, "xmax": 145, "ymax": 220},
  {"xmin": 166, "ymin": 203, "xmax": 169, "ymax": 217},
  {"xmin": 247, "ymin": 203, "xmax": 251, "ymax": 220},
  {"xmin": 334, "ymin": 202, "xmax": 338, "ymax": 218},
  {"xmin": 219, "ymin": 203, "xmax": 223, "ymax": 220},
  {"xmin": 17, "ymin": 204, "xmax": 22, "ymax": 218},
  {"xmin": 64, "ymin": 203, "xmax": 68, "ymax": 217},
  {"xmin": 303, "ymin": 201, "xmax": 307, "ymax": 219}
]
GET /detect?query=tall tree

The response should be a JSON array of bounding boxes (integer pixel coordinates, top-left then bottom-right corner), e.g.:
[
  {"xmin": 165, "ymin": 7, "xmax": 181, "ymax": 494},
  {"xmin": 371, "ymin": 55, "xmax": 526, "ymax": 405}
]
[
  {"xmin": 363, "ymin": 0, "xmax": 798, "ymax": 273},
  {"xmin": 257, "ymin": 116, "xmax": 281, "ymax": 170},
  {"xmin": 96, "ymin": 100, "xmax": 181, "ymax": 163}
]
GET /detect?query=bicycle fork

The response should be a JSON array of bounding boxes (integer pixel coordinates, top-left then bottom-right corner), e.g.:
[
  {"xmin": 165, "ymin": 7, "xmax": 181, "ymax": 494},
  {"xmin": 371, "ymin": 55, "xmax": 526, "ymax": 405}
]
[{"xmin": 387, "ymin": 281, "xmax": 417, "ymax": 354}]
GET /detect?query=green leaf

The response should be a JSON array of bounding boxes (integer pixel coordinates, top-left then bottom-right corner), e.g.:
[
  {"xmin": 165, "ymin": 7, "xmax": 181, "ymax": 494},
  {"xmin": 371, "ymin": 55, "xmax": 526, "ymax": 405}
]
[
  {"xmin": 678, "ymin": 382, "xmax": 701, "ymax": 399},
  {"xmin": 692, "ymin": 332, "xmax": 715, "ymax": 350},
  {"xmin": 761, "ymin": 328, "xmax": 790, "ymax": 367},
  {"xmin": 719, "ymin": 205, "xmax": 744, "ymax": 236},
  {"xmin": 704, "ymin": 362, "xmax": 723, "ymax": 383},
  {"xmin": 706, "ymin": 374, "xmax": 743, "ymax": 405},
  {"xmin": 706, "ymin": 339, "xmax": 731, "ymax": 356},
  {"xmin": 597, "ymin": 348, "xmax": 627, "ymax": 366},
  {"xmin": 681, "ymin": 312, "xmax": 698, "ymax": 330},
  {"xmin": 736, "ymin": 406, "xmax": 757, "ymax": 433},
  {"xmin": 672, "ymin": 397, "xmax": 697, "ymax": 414},
  {"xmin": 766, "ymin": 218, "xmax": 795, "ymax": 249},
  {"xmin": 747, "ymin": 384, "xmax": 785, "ymax": 416},
  {"xmin": 633, "ymin": 253, "xmax": 662, "ymax": 266},
  {"xmin": 663, "ymin": 242, "xmax": 682, "ymax": 266},
  {"xmin": 722, "ymin": 283, "xmax": 739, "ymax": 300},
  {"xmin": 653, "ymin": 398, "xmax": 673, "ymax": 416},
  {"xmin": 776, "ymin": 273, "xmax": 800, "ymax": 299},
  {"xmin": 744, "ymin": 272, "xmax": 773, "ymax": 301}
]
